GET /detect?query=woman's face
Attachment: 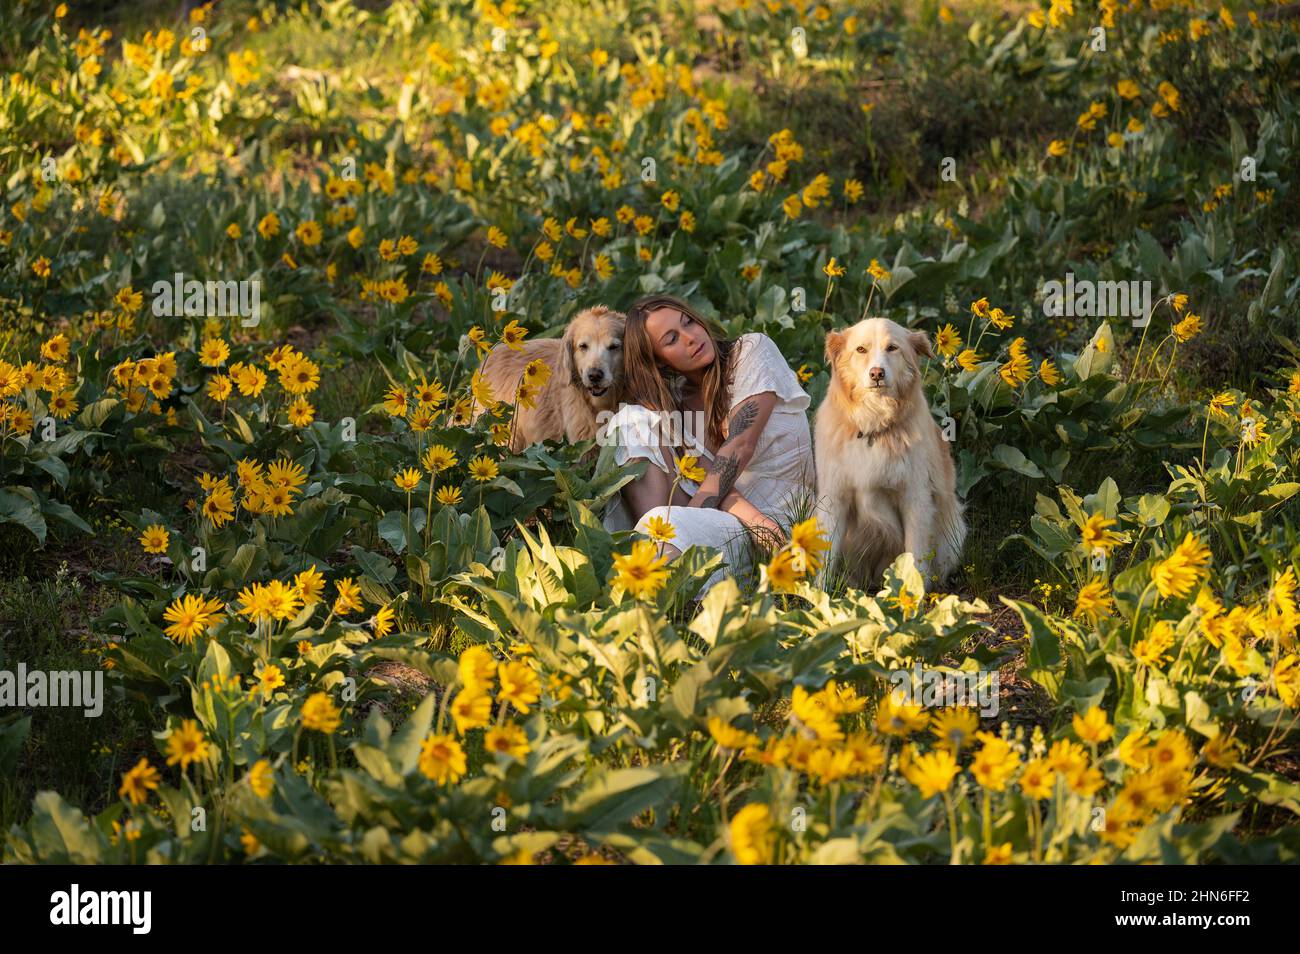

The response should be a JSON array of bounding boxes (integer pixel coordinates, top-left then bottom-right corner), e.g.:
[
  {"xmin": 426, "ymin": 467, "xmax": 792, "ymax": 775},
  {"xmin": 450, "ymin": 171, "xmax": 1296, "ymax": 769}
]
[{"xmin": 644, "ymin": 306, "xmax": 716, "ymax": 374}]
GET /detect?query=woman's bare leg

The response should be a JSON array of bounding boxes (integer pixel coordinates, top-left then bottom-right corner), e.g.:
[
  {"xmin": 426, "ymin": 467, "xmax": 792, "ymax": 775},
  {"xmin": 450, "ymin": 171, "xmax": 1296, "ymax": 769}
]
[{"xmin": 620, "ymin": 445, "xmax": 692, "ymax": 524}]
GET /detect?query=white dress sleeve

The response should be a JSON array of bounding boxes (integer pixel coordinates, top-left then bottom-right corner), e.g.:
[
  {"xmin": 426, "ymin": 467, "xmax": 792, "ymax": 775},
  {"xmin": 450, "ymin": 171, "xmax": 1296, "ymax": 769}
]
[
  {"xmin": 605, "ymin": 404, "xmax": 670, "ymax": 475},
  {"xmin": 603, "ymin": 403, "xmax": 707, "ymax": 479},
  {"xmin": 730, "ymin": 333, "xmax": 810, "ymax": 412}
]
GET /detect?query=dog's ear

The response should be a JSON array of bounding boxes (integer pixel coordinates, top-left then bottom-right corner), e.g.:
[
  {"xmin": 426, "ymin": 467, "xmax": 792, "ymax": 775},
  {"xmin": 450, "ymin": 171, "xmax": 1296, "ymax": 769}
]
[
  {"xmin": 559, "ymin": 323, "xmax": 582, "ymax": 386},
  {"xmin": 909, "ymin": 329, "xmax": 934, "ymax": 360},
  {"xmin": 825, "ymin": 330, "xmax": 846, "ymax": 363},
  {"xmin": 606, "ymin": 313, "xmax": 627, "ymax": 373}
]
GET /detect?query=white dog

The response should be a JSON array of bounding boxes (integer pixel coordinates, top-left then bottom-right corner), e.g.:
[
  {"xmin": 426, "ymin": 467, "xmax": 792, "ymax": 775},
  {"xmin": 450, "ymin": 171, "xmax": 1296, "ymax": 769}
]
[{"xmin": 814, "ymin": 317, "xmax": 966, "ymax": 587}]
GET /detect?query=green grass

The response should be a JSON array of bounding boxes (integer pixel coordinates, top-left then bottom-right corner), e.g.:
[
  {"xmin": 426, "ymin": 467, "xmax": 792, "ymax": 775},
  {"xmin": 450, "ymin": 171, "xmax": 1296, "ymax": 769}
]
[{"xmin": 0, "ymin": 540, "xmax": 147, "ymax": 830}]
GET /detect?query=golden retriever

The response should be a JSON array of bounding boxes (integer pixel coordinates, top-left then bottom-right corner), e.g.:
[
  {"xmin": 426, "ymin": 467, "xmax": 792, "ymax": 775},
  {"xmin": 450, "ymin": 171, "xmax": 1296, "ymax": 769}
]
[
  {"xmin": 472, "ymin": 305, "xmax": 625, "ymax": 452},
  {"xmin": 814, "ymin": 317, "xmax": 966, "ymax": 587}
]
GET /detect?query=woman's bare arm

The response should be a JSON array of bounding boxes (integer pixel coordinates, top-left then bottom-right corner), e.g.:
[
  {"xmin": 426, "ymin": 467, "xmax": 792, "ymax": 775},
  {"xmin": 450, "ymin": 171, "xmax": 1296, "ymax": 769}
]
[
  {"xmin": 717, "ymin": 489, "xmax": 787, "ymax": 547},
  {"xmin": 687, "ymin": 392, "xmax": 777, "ymax": 510},
  {"xmin": 619, "ymin": 391, "xmax": 784, "ymax": 540}
]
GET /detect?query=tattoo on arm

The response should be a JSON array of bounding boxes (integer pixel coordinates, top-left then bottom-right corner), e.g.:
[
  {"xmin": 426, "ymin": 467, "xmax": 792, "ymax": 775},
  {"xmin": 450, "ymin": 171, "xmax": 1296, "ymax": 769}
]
[
  {"xmin": 700, "ymin": 453, "xmax": 740, "ymax": 509},
  {"xmin": 696, "ymin": 401, "xmax": 761, "ymax": 509},
  {"xmin": 715, "ymin": 453, "xmax": 740, "ymax": 500},
  {"xmin": 727, "ymin": 399, "xmax": 760, "ymax": 442}
]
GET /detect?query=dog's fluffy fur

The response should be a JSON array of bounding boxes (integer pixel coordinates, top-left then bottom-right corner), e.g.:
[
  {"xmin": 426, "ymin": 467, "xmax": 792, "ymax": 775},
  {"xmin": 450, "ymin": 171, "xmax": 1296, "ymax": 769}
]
[
  {"xmin": 473, "ymin": 305, "xmax": 625, "ymax": 452},
  {"xmin": 814, "ymin": 317, "xmax": 966, "ymax": 587}
]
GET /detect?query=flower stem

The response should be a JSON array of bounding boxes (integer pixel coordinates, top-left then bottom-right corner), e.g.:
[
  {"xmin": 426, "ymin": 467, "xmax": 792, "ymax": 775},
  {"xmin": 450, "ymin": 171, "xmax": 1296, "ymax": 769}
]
[{"xmin": 943, "ymin": 790, "xmax": 960, "ymax": 865}]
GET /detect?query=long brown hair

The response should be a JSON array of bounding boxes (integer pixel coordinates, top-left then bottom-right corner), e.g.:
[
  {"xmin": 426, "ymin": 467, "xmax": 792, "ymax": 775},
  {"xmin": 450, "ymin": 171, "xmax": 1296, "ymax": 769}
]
[{"xmin": 623, "ymin": 294, "xmax": 737, "ymax": 450}]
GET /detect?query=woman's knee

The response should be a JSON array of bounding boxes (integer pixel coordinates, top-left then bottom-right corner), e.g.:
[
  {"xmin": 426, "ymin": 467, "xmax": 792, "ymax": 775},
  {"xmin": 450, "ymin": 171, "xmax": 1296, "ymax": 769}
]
[
  {"xmin": 634, "ymin": 505, "xmax": 675, "ymax": 529},
  {"xmin": 620, "ymin": 461, "xmax": 674, "ymax": 521},
  {"xmin": 634, "ymin": 509, "xmax": 682, "ymax": 560}
]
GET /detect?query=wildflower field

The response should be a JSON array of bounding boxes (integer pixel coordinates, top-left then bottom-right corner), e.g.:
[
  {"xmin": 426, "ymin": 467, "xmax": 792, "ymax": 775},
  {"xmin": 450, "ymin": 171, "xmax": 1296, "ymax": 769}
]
[{"xmin": 1, "ymin": 0, "xmax": 1299, "ymax": 867}]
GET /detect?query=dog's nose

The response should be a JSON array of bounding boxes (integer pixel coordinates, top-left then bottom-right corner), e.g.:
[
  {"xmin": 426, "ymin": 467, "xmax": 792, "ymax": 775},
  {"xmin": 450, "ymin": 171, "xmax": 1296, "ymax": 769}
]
[
  {"xmin": 587, "ymin": 368, "xmax": 605, "ymax": 383},
  {"xmin": 869, "ymin": 366, "xmax": 886, "ymax": 384}
]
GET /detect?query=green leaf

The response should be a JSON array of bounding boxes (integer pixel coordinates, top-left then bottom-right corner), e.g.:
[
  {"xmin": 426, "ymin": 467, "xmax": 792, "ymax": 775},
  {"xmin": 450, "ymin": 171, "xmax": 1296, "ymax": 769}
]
[
  {"xmin": 1183, "ymin": 691, "xmax": 1217, "ymax": 737},
  {"xmin": 378, "ymin": 510, "xmax": 409, "ymax": 554},
  {"xmin": 1134, "ymin": 493, "xmax": 1170, "ymax": 527},
  {"xmin": 227, "ymin": 542, "xmax": 259, "ymax": 582},
  {"xmin": 0, "ymin": 715, "xmax": 32, "ymax": 775},
  {"xmin": 563, "ymin": 765, "xmax": 681, "ymax": 833},
  {"xmin": 31, "ymin": 454, "xmax": 70, "ymax": 487},
  {"xmin": 665, "ymin": 660, "xmax": 712, "ymax": 726},
  {"xmin": 229, "ymin": 410, "xmax": 256, "ymax": 444},
  {"xmin": 991, "ymin": 444, "xmax": 1044, "ymax": 478},
  {"xmin": 1261, "ymin": 482, "xmax": 1300, "ymax": 504},
  {"xmin": 1060, "ymin": 677, "xmax": 1110, "ymax": 714},
  {"xmin": 77, "ymin": 398, "xmax": 119, "ymax": 429},
  {"xmin": 1073, "ymin": 323, "xmax": 1115, "ymax": 380},
  {"xmin": 27, "ymin": 791, "xmax": 103, "ymax": 863},
  {"xmin": 389, "ymin": 690, "xmax": 439, "ymax": 776},
  {"xmin": 350, "ymin": 546, "xmax": 397, "ymax": 585},
  {"xmin": 41, "ymin": 498, "xmax": 91, "ymax": 534},
  {"xmin": 0, "ymin": 488, "xmax": 47, "ymax": 543},
  {"xmin": 754, "ymin": 284, "xmax": 790, "ymax": 326},
  {"xmin": 1001, "ymin": 597, "xmax": 1061, "ymax": 697}
]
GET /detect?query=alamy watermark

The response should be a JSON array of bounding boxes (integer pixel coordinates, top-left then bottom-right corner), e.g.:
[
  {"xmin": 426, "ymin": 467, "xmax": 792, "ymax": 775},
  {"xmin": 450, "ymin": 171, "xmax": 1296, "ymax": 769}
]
[
  {"xmin": 595, "ymin": 405, "xmax": 709, "ymax": 449},
  {"xmin": 0, "ymin": 663, "xmax": 103, "ymax": 717},
  {"xmin": 50, "ymin": 884, "xmax": 151, "ymax": 934},
  {"xmin": 888, "ymin": 661, "xmax": 999, "ymax": 717},
  {"xmin": 1042, "ymin": 272, "xmax": 1152, "ymax": 328},
  {"xmin": 151, "ymin": 272, "xmax": 261, "ymax": 327}
]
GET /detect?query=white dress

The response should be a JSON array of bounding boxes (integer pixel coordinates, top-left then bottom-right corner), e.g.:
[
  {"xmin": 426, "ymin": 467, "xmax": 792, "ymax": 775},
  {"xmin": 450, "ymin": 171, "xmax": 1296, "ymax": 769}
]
[{"xmin": 602, "ymin": 332, "xmax": 816, "ymax": 592}]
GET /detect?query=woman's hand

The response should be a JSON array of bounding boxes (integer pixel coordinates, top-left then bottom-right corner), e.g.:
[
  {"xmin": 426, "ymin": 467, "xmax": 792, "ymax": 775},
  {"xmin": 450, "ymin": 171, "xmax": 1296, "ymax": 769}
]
[
  {"xmin": 716, "ymin": 489, "xmax": 787, "ymax": 549},
  {"xmin": 687, "ymin": 391, "xmax": 778, "ymax": 510}
]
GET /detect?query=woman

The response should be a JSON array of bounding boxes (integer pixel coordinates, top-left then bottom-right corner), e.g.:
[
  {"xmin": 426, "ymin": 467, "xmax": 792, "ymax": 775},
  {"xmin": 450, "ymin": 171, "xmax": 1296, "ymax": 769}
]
[{"xmin": 601, "ymin": 294, "xmax": 816, "ymax": 591}]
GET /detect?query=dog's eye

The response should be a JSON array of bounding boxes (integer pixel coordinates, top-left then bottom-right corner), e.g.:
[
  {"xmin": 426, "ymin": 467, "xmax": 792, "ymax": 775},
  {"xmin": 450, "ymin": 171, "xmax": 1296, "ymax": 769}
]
[
  {"xmin": 608, "ymin": 341, "xmax": 621, "ymax": 350},
  {"xmin": 578, "ymin": 343, "xmax": 589, "ymax": 351},
  {"xmin": 886, "ymin": 344, "xmax": 899, "ymax": 352},
  {"xmin": 855, "ymin": 346, "xmax": 867, "ymax": 354}
]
